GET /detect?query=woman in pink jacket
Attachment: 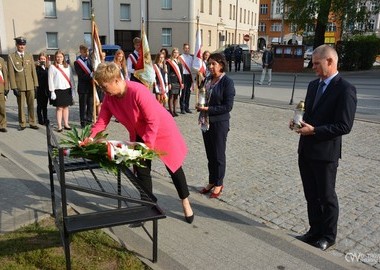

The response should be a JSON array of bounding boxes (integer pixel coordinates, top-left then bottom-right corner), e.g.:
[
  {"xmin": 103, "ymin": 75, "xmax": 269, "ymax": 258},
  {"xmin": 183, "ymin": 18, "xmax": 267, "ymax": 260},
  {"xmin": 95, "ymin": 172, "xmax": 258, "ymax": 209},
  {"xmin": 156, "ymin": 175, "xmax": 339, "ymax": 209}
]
[{"xmin": 91, "ymin": 62, "xmax": 194, "ymax": 223}]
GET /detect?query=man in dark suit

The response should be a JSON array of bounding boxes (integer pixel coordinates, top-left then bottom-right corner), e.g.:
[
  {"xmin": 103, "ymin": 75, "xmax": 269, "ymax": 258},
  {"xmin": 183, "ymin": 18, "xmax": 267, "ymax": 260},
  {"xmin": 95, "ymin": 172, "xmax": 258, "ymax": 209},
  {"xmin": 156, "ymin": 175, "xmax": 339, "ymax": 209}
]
[
  {"xmin": 291, "ymin": 45, "xmax": 357, "ymax": 251},
  {"xmin": 74, "ymin": 44, "xmax": 94, "ymax": 128}
]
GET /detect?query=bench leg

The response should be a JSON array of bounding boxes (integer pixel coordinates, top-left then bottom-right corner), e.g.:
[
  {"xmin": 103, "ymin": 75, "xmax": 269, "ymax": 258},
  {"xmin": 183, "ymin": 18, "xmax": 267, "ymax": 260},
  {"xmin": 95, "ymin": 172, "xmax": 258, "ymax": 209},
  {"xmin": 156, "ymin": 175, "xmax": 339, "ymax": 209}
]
[
  {"xmin": 63, "ymin": 231, "xmax": 72, "ymax": 270},
  {"xmin": 153, "ymin": 219, "xmax": 158, "ymax": 263}
]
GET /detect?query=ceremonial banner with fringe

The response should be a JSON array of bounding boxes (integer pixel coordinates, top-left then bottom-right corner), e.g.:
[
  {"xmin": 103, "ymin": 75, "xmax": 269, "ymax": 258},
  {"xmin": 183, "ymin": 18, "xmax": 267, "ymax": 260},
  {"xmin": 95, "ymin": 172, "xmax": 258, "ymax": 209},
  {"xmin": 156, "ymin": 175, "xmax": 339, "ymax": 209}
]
[{"xmin": 134, "ymin": 20, "xmax": 155, "ymax": 89}]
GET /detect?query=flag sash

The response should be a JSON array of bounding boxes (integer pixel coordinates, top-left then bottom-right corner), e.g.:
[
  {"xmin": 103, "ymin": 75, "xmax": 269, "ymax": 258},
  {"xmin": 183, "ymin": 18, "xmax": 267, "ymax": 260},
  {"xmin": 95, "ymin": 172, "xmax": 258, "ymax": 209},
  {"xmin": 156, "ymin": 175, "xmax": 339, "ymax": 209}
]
[
  {"xmin": 167, "ymin": 59, "xmax": 183, "ymax": 86},
  {"xmin": 55, "ymin": 65, "xmax": 72, "ymax": 88},
  {"xmin": 179, "ymin": 55, "xmax": 193, "ymax": 91},
  {"xmin": 153, "ymin": 64, "xmax": 167, "ymax": 94},
  {"xmin": 75, "ymin": 58, "xmax": 91, "ymax": 76}
]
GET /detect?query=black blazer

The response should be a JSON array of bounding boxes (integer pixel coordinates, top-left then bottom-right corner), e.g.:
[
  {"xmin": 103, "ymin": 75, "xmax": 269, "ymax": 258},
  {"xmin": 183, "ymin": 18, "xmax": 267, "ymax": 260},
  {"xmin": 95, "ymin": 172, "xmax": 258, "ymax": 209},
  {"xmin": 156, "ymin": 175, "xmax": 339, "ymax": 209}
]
[
  {"xmin": 298, "ymin": 74, "xmax": 357, "ymax": 162},
  {"xmin": 74, "ymin": 58, "xmax": 93, "ymax": 94},
  {"xmin": 207, "ymin": 75, "xmax": 235, "ymax": 123}
]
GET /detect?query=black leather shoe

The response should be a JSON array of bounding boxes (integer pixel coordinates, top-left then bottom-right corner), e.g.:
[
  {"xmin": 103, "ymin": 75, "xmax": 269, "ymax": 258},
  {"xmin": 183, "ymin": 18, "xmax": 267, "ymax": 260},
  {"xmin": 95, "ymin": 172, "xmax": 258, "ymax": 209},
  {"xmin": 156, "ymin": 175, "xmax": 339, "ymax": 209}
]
[
  {"xmin": 295, "ymin": 232, "xmax": 318, "ymax": 244},
  {"xmin": 185, "ymin": 109, "xmax": 192, "ymax": 113},
  {"xmin": 30, "ymin": 125, "xmax": 39, "ymax": 130},
  {"xmin": 181, "ymin": 110, "xmax": 186, "ymax": 114},
  {"xmin": 0, "ymin": 128, "xmax": 7, "ymax": 132},
  {"xmin": 185, "ymin": 214, "xmax": 194, "ymax": 224},
  {"xmin": 19, "ymin": 126, "xmax": 26, "ymax": 131},
  {"xmin": 313, "ymin": 238, "xmax": 335, "ymax": 251}
]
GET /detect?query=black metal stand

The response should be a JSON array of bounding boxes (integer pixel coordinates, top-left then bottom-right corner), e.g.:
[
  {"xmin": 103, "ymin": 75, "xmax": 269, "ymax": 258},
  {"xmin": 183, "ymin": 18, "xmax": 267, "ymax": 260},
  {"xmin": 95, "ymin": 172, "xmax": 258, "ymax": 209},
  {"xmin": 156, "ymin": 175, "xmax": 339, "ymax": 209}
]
[
  {"xmin": 46, "ymin": 124, "xmax": 166, "ymax": 270},
  {"xmin": 289, "ymin": 73, "xmax": 298, "ymax": 105}
]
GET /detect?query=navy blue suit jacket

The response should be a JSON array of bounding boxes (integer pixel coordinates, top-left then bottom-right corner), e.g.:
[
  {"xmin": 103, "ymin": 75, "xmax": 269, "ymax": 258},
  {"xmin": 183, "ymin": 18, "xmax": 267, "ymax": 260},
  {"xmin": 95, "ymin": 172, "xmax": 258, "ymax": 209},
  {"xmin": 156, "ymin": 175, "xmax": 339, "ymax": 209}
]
[{"xmin": 298, "ymin": 74, "xmax": 357, "ymax": 162}]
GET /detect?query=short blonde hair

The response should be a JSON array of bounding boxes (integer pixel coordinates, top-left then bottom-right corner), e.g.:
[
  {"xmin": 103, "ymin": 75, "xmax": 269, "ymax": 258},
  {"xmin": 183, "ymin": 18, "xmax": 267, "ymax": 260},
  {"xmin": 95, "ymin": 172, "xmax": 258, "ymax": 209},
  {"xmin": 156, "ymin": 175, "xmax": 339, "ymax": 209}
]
[{"xmin": 94, "ymin": 62, "xmax": 122, "ymax": 86}]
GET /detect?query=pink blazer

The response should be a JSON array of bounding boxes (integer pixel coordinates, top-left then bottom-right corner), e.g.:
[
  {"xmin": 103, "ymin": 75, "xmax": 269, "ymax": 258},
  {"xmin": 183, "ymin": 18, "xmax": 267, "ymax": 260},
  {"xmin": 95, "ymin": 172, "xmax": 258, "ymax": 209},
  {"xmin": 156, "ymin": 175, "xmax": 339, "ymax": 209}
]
[{"xmin": 91, "ymin": 81, "xmax": 188, "ymax": 172}]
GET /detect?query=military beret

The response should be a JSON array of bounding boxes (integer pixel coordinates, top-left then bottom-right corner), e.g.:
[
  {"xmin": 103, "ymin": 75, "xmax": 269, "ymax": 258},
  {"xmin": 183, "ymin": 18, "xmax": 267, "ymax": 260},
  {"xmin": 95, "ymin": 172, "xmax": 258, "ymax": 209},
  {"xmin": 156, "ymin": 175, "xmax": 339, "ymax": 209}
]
[{"xmin": 14, "ymin": 36, "xmax": 27, "ymax": 45}]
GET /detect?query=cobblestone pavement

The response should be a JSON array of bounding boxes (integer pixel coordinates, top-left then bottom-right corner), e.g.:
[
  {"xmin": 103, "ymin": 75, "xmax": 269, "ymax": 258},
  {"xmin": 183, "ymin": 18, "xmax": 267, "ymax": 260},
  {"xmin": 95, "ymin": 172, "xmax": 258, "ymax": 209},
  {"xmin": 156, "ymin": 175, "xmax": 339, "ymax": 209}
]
[{"xmin": 3, "ymin": 70, "xmax": 379, "ymax": 268}]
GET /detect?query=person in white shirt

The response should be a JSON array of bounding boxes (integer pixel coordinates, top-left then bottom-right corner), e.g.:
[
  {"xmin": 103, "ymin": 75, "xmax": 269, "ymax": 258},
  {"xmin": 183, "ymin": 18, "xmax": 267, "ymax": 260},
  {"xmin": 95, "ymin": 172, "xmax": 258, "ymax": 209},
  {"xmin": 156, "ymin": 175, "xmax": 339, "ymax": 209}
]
[
  {"xmin": 48, "ymin": 50, "xmax": 76, "ymax": 132},
  {"xmin": 179, "ymin": 43, "xmax": 193, "ymax": 114},
  {"xmin": 127, "ymin": 37, "xmax": 143, "ymax": 84}
]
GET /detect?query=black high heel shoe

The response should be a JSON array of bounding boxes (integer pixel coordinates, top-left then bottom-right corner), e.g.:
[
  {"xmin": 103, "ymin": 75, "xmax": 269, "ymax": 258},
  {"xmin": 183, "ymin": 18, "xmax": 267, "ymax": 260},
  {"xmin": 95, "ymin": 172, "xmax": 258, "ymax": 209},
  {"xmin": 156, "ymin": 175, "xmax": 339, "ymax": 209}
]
[
  {"xmin": 200, "ymin": 184, "xmax": 214, "ymax": 194},
  {"xmin": 185, "ymin": 214, "xmax": 194, "ymax": 224}
]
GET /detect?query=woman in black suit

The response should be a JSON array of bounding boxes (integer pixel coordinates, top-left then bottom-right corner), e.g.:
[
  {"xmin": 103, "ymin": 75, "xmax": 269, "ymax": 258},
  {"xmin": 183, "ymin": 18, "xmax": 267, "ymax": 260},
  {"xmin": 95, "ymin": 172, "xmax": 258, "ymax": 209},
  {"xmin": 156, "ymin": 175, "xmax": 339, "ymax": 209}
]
[
  {"xmin": 197, "ymin": 53, "xmax": 235, "ymax": 198},
  {"xmin": 292, "ymin": 45, "xmax": 357, "ymax": 251}
]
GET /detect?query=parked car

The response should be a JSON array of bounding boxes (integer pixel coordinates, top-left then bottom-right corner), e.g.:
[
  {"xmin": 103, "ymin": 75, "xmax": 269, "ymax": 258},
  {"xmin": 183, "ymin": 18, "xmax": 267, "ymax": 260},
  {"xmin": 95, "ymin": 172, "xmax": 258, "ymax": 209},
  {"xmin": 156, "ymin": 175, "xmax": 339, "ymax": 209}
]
[
  {"xmin": 102, "ymin": 44, "xmax": 121, "ymax": 62},
  {"xmin": 304, "ymin": 47, "xmax": 313, "ymax": 60}
]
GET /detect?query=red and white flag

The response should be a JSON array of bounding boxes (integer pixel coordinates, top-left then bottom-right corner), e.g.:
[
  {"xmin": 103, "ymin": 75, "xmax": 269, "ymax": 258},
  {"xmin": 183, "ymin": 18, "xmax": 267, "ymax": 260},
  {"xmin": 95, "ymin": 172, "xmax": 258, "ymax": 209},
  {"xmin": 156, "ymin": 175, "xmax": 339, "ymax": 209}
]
[
  {"xmin": 134, "ymin": 21, "xmax": 155, "ymax": 88},
  {"xmin": 192, "ymin": 26, "xmax": 206, "ymax": 75},
  {"xmin": 92, "ymin": 19, "xmax": 103, "ymax": 73}
]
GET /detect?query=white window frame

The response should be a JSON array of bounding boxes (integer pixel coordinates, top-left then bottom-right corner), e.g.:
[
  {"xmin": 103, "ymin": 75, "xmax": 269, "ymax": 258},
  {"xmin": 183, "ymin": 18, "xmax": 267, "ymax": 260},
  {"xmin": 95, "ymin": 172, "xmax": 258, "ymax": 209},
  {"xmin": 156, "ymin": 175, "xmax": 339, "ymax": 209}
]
[
  {"xmin": 120, "ymin": 4, "xmax": 131, "ymax": 20},
  {"xmin": 46, "ymin": 32, "xmax": 58, "ymax": 49},
  {"xmin": 161, "ymin": 0, "xmax": 172, "ymax": 10},
  {"xmin": 162, "ymin": 28, "xmax": 172, "ymax": 47},
  {"xmin": 44, "ymin": 0, "xmax": 57, "ymax": 18},
  {"xmin": 82, "ymin": 1, "xmax": 91, "ymax": 20}
]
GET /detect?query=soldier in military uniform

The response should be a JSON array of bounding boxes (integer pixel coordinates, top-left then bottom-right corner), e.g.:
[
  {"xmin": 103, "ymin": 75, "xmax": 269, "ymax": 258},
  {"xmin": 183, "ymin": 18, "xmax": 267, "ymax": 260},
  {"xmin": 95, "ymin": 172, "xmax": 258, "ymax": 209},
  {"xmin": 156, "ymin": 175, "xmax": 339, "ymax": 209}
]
[
  {"xmin": 0, "ymin": 56, "xmax": 9, "ymax": 132},
  {"xmin": 7, "ymin": 37, "xmax": 39, "ymax": 130}
]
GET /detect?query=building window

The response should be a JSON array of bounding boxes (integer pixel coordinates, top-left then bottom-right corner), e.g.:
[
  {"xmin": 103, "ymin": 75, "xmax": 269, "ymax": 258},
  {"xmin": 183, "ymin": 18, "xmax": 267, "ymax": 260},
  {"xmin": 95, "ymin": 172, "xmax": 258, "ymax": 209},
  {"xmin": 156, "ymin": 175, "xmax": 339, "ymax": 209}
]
[
  {"xmin": 46, "ymin": 32, "xmax": 58, "ymax": 49},
  {"xmin": 270, "ymin": 23, "xmax": 282, "ymax": 32},
  {"xmin": 162, "ymin": 28, "xmax": 172, "ymax": 46},
  {"xmin": 84, "ymin": 33, "xmax": 91, "ymax": 46},
  {"xmin": 229, "ymin": 4, "xmax": 232, "ymax": 19},
  {"xmin": 82, "ymin": 1, "xmax": 91, "ymax": 20},
  {"xmin": 161, "ymin": 0, "xmax": 172, "ymax": 9},
  {"xmin": 44, "ymin": 0, "xmax": 57, "ymax": 18},
  {"xmin": 275, "ymin": 1, "xmax": 282, "ymax": 15},
  {"xmin": 369, "ymin": 19, "xmax": 375, "ymax": 31},
  {"xmin": 290, "ymin": 23, "xmax": 297, "ymax": 33},
  {"xmin": 209, "ymin": 0, "xmax": 212, "ymax": 15},
  {"xmin": 326, "ymin": 22, "xmax": 336, "ymax": 32},
  {"xmin": 244, "ymin": 9, "xmax": 246, "ymax": 24},
  {"xmin": 233, "ymin": 5, "xmax": 236, "ymax": 20},
  {"xmin": 219, "ymin": 0, "xmax": 222, "ymax": 17},
  {"xmin": 200, "ymin": 0, "xmax": 204, "ymax": 13},
  {"xmin": 240, "ymin": 8, "xmax": 242, "ymax": 23},
  {"xmin": 120, "ymin": 4, "xmax": 131, "ymax": 20},
  {"xmin": 247, "ymin": 10, "xmax": 250, "ymax": 25},
  {"xmin": 208, "ymin": 30, "xmax": 212, "ymax": 46},
  {"xmin": 258, "ymin": 22, "xmax": 266, "ymax": 32},
  {"xmin": 260, "ymin": 4, "xmax": 268, "ymax": 15}
]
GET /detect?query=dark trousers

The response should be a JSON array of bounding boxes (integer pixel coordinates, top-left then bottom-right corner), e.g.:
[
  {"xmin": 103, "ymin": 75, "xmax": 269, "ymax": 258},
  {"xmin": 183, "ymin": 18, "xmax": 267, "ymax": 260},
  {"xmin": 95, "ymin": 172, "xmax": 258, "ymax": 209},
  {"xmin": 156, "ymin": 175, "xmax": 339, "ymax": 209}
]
[
  {"xmin": 202, "ymin": 120, "xmax": 229, "ymax": 186},
  {"xmin": 36, "ymin": 89, "xmax": 49, "ymax": 124},
  {"xmin": 180, "ymin": 74, "xmax": 192, "ymax": 111},
  {"xmin": 235, "ymin": 60, "xmax": 241, "ymax": 71},
  {"xmin": 78, "ymin": 93, "xmax": 93, "ymax": 126},
  {"xmin": 134, "ymin": 135, "xmax": 190, "ymax": 200},
  {"xmin": 298, "ymin": 155, "xmax": 339, "ymax": 242},
  {"xmin": 227, "ymin": 60, "xmax": 232, "ymax": 72}
]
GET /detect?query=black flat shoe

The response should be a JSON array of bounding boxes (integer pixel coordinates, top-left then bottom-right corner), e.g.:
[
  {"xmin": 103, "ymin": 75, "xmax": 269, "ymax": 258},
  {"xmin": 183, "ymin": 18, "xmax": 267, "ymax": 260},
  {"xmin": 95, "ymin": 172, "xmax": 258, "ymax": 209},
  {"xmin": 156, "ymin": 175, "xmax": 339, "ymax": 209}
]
[
  {"xmin": 56, "ymin": 128, "xmax": 63, "ymax": 133},
  {"xmin": 185, "ymin": 214, "xmax": 194, "ymax": 224},
  {"xmin": 295, "ymin": 232, "xmax": 319, "ymax": 244},
  {"xmin": 30, "ymin": 125, "xmax": 39, "ymax": 130},
  {"xmin": 0, "ymin": 128, "xmax": 7, "ymax": 132},
  {"xmin": 64, "ymin": 126, "xmax": 72, "ymax": 130}
]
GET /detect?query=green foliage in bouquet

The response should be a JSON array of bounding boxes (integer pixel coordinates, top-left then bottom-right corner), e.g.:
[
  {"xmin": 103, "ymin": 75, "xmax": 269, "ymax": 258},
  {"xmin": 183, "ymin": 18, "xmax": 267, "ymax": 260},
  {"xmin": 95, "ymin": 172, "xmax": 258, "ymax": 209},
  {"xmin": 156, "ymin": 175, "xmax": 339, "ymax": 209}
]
[{"xmin": 54, "ymin": 125, "xmax": 159, "ymax": 174}]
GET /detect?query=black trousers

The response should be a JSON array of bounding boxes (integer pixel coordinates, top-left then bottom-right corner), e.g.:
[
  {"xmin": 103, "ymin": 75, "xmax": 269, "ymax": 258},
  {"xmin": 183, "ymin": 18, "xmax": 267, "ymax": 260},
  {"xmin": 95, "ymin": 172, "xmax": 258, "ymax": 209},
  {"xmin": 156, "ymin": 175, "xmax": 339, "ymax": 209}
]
[
  {"xmin": 78, "ymin": 92, "xmax": 93, "ymax": 125},
  {"xmin": 298, "ymin": 154, "xmax": 339, "ymax": 242},
  {"xmin": 36, "ymin": 88, "xmax": 49, "ymax": 124},
  {"xmin": 202, "ymin": 120, "xmax": 229, "ymax": 186},
  {"xmin": 180, "ymin": 74, "xmax": 192, "ymax": 111},
  {"xmin": 134, "ymin": 135, "xmax": 190, "ymax": 200}
]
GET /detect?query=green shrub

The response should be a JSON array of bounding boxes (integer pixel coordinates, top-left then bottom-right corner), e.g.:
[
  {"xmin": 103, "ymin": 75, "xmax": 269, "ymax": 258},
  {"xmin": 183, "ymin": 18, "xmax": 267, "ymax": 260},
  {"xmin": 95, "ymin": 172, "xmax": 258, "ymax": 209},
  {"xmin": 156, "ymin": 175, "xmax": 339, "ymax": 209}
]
[{"xmin": 336, "ymin": 34, "xmax": 380, "ymax": 70}]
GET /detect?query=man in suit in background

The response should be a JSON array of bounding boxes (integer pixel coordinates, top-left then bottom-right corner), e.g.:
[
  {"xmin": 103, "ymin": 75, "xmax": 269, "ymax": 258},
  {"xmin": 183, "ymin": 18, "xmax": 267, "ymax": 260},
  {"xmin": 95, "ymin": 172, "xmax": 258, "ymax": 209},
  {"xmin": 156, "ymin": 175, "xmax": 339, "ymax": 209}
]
[
  {"xmin": 74, "ymin": 44, "xmax": 94, "ymax": 128},
  {"xmin": 0, "ymin": 56, "xmax": 9, "ymax": 132},
  {"xmin": 8, "ymin": 37, "xmax": 39, "ymax": 130},
  {"xmin": 292, "ymin": 45, "xmax": 357, "ymax": 251},
  {"xmin": 179, "ymin": 43, "xmax": 193, "ymax": 114}
]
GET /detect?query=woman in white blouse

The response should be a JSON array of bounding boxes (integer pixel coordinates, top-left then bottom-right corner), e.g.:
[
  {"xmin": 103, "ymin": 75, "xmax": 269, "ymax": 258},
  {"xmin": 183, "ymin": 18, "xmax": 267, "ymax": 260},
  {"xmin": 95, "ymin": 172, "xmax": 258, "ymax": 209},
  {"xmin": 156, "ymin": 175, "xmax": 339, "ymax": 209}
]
[{"xmin": 48, "ymin": 50, "xmax": 76, "ymax": 132}]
